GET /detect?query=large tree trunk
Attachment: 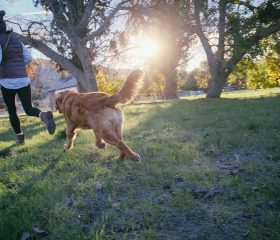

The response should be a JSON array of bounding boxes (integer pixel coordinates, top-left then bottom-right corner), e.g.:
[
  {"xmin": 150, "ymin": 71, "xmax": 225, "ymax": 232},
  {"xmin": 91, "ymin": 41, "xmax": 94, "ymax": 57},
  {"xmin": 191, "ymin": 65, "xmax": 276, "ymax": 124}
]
[
  {"xmin": 79, "ymin": 69, "xmax": 98, "ymax": 93},
  {"xmin": 14, "ymin": 33, "xmax": 98, "ymax": 93},
  {"xmin": 76, "ymin": 79, "xmax": 88, "ymax": 93},
  {"xmin": 206, "ymin": 71, "xmax": 227, "ymax": 98},
  {"xmin": 58, "ymin": 63, "xmax": 97, "ymax": 93},
  {"xmin": 163, "ymin": 67, "xmax": 177, "ymax": 99},
  {"xmin": 74, "ymin": 72, "xmax": 98, "ymax": 93},
  {"xmin": 75, "ymin": 42, "xmax": 99, "ymax": 92}
]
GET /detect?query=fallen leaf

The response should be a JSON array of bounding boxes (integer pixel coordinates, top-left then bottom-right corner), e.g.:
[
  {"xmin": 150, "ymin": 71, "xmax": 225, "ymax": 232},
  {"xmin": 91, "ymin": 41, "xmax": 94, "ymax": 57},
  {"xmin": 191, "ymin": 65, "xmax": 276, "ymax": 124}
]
[
  {"xmin": 94, "ymin": 182, "xmax": 103, "ymax": 190},
  {"xmin": 204, "ymin": 189, "xmax": 221, "ymax": 199},
  {"xmin": 241, "ymin": 230, "xmax": 250, "ymax": 237},
  {"xmin": 33, "ymin": 226, "xmax": 45, "ymax": 234},
  {"xmin": 21, "ymin": 232, "xmax": 31, "ymax": 240},
  {"xmin": 112, "ymin": 202, "xmax": 120, "ymax": 208}
]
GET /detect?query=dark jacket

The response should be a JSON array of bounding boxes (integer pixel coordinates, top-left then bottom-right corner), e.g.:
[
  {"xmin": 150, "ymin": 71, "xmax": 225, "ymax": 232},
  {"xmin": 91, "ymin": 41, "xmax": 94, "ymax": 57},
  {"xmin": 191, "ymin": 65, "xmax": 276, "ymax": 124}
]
[{"xmin": 0, "ymin": 33, "xmax": 27, "ymax": 79}]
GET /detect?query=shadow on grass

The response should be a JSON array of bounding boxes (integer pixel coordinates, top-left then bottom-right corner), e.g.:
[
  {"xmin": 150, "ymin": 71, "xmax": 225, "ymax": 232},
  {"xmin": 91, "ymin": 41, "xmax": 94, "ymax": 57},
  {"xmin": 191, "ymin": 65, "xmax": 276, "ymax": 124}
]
[
  {"xmin": 0, "ymin": 129, "xmax": 78, "ymax": 239},
  {"xmin": 0, "ymin": 114, "xmax": 65, "ymax": 143},
  {"xmin": 0, "ymin": 144, "xmax": 16, "ymax": 158},
  {"xmin": 0, "ymin": 95, "xmax": 279, "ymax": 239},
  {"xmin": 115, "ymin": 95, "xmax": 280, "ymax": 239}
]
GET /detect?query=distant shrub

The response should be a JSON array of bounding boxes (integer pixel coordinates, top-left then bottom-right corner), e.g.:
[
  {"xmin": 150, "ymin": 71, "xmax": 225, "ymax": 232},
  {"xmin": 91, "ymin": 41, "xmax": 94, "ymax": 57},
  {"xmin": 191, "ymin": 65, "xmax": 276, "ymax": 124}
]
[{"xmin": 96, "ymin": 70, "xmax": 125, "ymax": 94}]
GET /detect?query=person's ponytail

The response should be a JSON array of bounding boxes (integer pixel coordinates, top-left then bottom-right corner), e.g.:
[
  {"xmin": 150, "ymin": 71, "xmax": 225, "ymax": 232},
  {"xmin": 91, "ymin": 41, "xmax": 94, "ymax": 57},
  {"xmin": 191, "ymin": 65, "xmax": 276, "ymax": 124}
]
[{"xmin": 0, "ymin": 10, "xmax": 13, "ymax": 34}]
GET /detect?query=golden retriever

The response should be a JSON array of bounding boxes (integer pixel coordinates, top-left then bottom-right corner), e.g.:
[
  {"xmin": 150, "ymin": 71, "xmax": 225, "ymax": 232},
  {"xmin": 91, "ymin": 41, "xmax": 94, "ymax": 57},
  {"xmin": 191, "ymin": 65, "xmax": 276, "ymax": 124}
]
[{"xmin": 55, "ymin": 70, "xmax": 143, "ymax": 161}]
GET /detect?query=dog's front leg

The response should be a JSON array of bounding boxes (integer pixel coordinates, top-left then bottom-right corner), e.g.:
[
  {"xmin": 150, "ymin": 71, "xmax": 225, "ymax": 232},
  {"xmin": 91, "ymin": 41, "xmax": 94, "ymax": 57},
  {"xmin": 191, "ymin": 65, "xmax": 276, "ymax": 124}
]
[{"xmin": 64, "ymin": 125, "xmax": 77, "ymax": 150}]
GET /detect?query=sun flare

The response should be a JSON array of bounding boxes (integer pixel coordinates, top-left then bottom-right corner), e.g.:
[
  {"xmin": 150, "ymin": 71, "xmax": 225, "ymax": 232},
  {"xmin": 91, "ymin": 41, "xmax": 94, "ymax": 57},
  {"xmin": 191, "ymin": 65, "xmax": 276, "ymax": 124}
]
[
  {"xmin": 132, "ymin": 36, "xmax": 159, "ymax": 59},
  {"xmin": 123, "ymin": 35, "xmax": 160, "ymax": 68},
  {"xmin": 139, "ymin": 38, "xmax": 159, "ymax": 57}
]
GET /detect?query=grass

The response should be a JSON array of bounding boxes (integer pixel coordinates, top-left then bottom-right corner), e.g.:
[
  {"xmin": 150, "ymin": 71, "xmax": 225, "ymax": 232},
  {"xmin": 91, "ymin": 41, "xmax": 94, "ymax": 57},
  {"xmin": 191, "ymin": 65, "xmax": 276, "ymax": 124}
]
[{"xmin": 0, "ymin": 88, "xmax": 280, "ymax": 240}]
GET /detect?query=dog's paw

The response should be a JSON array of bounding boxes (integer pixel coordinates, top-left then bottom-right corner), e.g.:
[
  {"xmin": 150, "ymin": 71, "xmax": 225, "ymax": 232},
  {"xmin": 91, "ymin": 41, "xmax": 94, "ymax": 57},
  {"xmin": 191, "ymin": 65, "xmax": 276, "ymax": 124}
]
[
  {"xmin": 64, "ymin": 143, "xmax": 73, "ymax": 151},
  {"xmin": 96, "ymin": 141, "xmax": 106, "ymax": 149},
  {"xmin": 131, "ymin": 152, "xmax": 141, "ymax": 162}
]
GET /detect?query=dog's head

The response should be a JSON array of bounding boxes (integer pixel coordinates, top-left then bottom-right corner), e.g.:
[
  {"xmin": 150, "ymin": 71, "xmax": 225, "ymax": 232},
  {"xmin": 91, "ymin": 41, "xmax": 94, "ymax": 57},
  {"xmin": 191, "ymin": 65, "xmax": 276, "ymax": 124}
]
[{"xmin": 55, "ymin": 91, "xmax": 71, "ymax": 113}]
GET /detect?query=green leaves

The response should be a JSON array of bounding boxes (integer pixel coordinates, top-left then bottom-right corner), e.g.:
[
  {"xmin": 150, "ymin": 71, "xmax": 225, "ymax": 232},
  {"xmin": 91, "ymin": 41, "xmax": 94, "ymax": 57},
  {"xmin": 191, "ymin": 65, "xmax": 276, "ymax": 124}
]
[{"xmin": 256, "ymin": 0, "xmax": 280, "ymax": 24}]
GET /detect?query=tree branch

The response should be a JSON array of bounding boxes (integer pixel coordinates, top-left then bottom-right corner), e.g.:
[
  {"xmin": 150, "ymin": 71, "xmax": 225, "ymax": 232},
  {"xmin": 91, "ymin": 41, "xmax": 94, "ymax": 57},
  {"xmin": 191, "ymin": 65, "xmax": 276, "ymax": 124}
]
[
  {"xmin": 227, "ymin": 21, "xmax": 280, "ymax": 70},
  {"xmin": 97, "ymin": 45, "xmax": 137, "ymax": 63},
  {"xmin": 13, "ymin": 32, "xmax": 87, "ymax": 89},
  {"xmin": 6, "ymin": 20, "xmax": 28, "ymax": 33},
  {"xmin": 228, "ymin": 0, "xmax": 255, "ymax": 12},
  {"xmin": 216, "ymin": 0, "xmax": 226, "ymax": 66},
  {"xmin": 253, "ymin": 21, "xmax": 280, "ymax": 41},
  {"xmin": 193, "ymin": 0, "xmax": 217, "ymax": 74},
  {"xmin": 46, "ymin": 0, "xmax": 73, "ymax": 37},
  {"xmin": 76, "ymin": 1, "xmax": 95, "ymax": 32},
  {"xmin": 83, "ymin": 0, "xmax": 130, "ymax": 42}
]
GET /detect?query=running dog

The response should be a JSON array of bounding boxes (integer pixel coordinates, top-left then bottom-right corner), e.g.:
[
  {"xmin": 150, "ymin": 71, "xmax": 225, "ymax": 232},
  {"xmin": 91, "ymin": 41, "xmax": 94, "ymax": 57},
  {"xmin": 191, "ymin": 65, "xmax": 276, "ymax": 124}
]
[{"xmin": 55, "ymin": 70, "xmax": 143, "ymax": 161}]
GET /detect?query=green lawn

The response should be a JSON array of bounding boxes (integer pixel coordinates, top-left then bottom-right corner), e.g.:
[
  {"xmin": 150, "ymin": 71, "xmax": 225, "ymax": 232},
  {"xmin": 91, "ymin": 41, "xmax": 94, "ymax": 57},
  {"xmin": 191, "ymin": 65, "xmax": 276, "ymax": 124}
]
[{"xmin": 0, "ymin": 88, "xmax": 280, "ymax": 240}]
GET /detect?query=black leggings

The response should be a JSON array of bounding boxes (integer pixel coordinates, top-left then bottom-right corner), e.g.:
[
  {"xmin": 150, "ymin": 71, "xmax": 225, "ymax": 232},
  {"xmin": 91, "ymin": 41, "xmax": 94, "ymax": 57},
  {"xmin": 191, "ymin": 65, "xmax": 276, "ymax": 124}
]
[{"xmin": 1, "ymin": 84, "xmax": 41, "ymax": 134}]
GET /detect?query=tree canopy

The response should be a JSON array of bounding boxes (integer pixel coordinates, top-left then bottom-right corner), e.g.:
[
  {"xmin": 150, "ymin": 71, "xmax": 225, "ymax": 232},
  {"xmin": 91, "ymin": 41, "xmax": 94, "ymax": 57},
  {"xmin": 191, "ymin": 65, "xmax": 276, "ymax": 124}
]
[
  {"xmin": 11, "ymin": 0, "xmax": 133, "ymax": 92},
  {"xmin": 5, "ymin": 0, "xmax": 280, "ymax": 97},
  {"xmin": 182, "ymin": 0, "xmax": 280, "ymax": 97}
]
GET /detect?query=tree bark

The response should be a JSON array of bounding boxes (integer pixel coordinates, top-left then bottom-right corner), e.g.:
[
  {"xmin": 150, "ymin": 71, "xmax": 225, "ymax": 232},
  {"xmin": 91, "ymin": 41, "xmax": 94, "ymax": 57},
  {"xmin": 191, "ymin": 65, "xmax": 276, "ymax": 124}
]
[
  {"xmin": 192, "ymin": 0, "xmax": 280, "ymax": 98},
  {"xmin": 14, "ymin": 32, "xmax": 91, "ymax": 91},
  {"xmin": 76, "ymin": 80, "xmax": 87, "ymax": 93},
  {"xmin": 74, "ymin": 41, "xmax": 99, "ymax": 92},
  {"xmin": 10, "ymin": 0, "xmax": 132, "ymax": 93},
  {"xmin": 206, "ymin": 73, "xmax": 227, "ymax": 98},
  {"xmin": 163, "ymin": 67, "xmax": 177, "ymax": 99}
]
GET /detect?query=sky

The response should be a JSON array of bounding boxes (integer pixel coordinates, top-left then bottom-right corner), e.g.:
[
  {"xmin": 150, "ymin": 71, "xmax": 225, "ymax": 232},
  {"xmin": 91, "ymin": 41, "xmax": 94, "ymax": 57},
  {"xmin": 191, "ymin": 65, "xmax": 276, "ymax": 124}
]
[
  {"xmin": 0, "ymin": 0, "xmax": 206, "ymax": 71},
  {"xmin": 1, "ymin": 0, "xmax": 44, "ymax": 19},
  {"xmin": 1, "ymin": 0, "xmax": 47, "ymax": 58}
]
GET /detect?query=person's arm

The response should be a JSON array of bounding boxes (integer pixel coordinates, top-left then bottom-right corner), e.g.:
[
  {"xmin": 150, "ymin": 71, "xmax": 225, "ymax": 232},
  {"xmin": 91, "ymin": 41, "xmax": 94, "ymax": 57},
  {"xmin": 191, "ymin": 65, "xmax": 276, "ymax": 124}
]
[{"xmin": 21, "ymin": 42, "xmax": 32, "ymax": 64}]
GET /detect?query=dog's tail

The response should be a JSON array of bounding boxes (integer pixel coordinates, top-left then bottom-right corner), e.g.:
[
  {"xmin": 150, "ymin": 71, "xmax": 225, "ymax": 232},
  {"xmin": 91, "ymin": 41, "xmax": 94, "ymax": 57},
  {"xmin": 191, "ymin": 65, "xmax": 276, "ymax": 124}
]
[{"xmin": 101, "ymin": 70, "xmax": 144, "ymax": 107}]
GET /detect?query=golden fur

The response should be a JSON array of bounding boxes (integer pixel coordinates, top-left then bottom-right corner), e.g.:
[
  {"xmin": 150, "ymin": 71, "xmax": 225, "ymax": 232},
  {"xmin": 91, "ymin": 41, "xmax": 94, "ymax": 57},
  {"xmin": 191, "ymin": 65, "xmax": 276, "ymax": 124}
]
[{"xmin": 55, "ymin": 70, "xmax": 143, "ymax": 161}]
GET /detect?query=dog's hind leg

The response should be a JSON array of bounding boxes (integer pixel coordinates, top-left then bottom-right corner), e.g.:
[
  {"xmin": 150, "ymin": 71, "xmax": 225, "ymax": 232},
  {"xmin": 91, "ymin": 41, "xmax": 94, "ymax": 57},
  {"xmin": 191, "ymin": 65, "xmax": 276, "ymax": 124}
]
[
  {"xmin": 115, "ymin": 125, "xmax": 125, "ymax": 160},
  {"xmin": 102, "ymin": 132, "xmax": 141, "ymax": 162},
  {"xmin": 64, "ymin": 124, "xmax": 77, "ymax": 150},
  {"xmin": 94, "ymin": 131, "xmax": 106, "ymax": 149}
]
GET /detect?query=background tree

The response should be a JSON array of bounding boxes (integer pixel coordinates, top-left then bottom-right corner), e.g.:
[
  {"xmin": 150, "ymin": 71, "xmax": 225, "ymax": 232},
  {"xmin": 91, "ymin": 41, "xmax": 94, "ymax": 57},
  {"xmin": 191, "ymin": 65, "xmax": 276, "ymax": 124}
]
[
  {"xmin": 127, "ymin": 0, "xmax": 280, "ymax": 98},
  {"xmin": 127, "ymin": 0, "xmax": 194, "ymax": 98},
  {"xmin": 10, "ymin": 0, "xmax": 132, "ymax": 92},
  {"xmin": 180, "ymin": 61, "xmax": 210, "ymax": 91},
  {"xmin": 227, "ymin": 58, "xmax": 254, "ymax": 88},
  {"xmin": 150, "ymin": 3, "xmax": 193, "ymax": 98},
  {"xmin": 228, "ymin": 33, "xmax": 280, "ymax": 89},
  {"xmin": 229, "ymin": 55, "xmax": 280, "ymax": 90},
  {"xmin": 193, "ymin": 61, "xmax": 211, "ymax": 91},
  {"xmin": 180, "ymin": 71, "xmax": 198, "ymax": 91},
  {"xmin": 179, "ymin": 0, "xmax": 280, "ymax": 98},
  {"xmin": 96, "ymin": 70, "xmax": 125, "ymax": 94},
  {"xmin": 140, "ymin": 68, "xmax": 165, "ymax": 97},
  {"xmin": 27, "ymin": 60, "xmax": 44, "ymax": 100}
]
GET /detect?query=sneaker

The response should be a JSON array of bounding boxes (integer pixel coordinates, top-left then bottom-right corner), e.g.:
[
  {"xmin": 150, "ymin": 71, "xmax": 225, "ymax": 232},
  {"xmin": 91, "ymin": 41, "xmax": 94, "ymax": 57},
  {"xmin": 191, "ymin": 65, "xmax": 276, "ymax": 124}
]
[
  {"xmin": 40, "ymin": 111, "xmax": 56, "ymax": 134},
  {"xmin": 16, "ymin": 133, "xmax": 25, "ymax": 145}
]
